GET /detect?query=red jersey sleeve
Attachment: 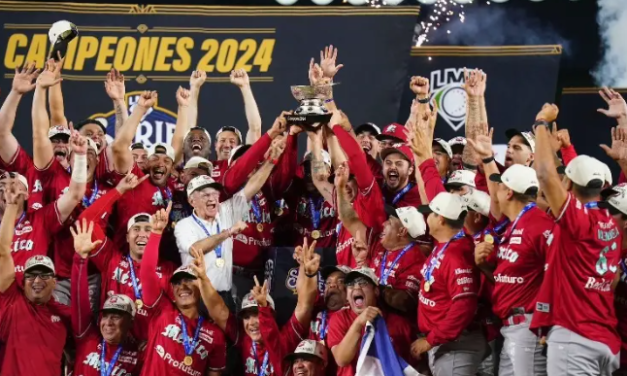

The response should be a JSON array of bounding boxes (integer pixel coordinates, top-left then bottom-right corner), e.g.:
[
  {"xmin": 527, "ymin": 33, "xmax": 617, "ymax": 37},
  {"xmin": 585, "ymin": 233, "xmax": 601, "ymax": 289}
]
[
  {"xmin": 0, "ymin": 282, "xmax": 20, "ymax": 340},
  {"xmin": 259, "ymin": 307, "xmax": 303, "ymax": 376},
  {"xmin": 71, "ymin": 254, "xmax": 95, "ymax": 338},
  {"xmin": 225, "ymin": 312, "xmax": 240, "ymax": 345},
  {"xmin": 33, "ymin": 200, "xmax": 65, "ymax": 236},
  {"xmin": 267, "ymin": 134, "xmax": 298, "ymax": 200},
  {"xmin": 419, "ymin": 159, "xmax": 446, "ymax": 201},
  {"xmin": 206, "ymin": 324, "xmax": 227, "ymax": 371},
  {"xmin": 560, "ymin": 144, "xmax": 577, "ymax": 167},
  {"xmin": 620, "ymin": 171, "xmax": 626, "ymax": 184},
  {"xmin": 140, "ymin": 233, "xmax": 165, "ymax": 308},
  {"xmin": 554, "ymin": 193, "xmax": 593, "ymax": 237},
  {"xmin": 0, "ymin": 146, "xmax": 33, "ymax": 175},
  {"xmin": 326, "ymin": 310, "xmax": 351, "ymax": 350},
  {"xmin": 220, "ymin": 133, "xmax": 272, "ymax": 195}
]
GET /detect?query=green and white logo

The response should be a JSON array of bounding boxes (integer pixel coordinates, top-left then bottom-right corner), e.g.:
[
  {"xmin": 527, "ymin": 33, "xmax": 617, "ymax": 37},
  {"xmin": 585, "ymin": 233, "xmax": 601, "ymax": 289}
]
[{"xmin": 429, "ymin": 68, "xmax": 467, "ymax": 132}]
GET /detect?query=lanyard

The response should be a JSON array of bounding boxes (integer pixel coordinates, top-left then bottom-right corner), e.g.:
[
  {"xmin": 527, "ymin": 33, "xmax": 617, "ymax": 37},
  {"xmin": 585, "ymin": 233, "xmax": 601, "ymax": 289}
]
[
  {"xmin": 179, "ymin": 314, "xmax": 204, "ymax": 358},
  {"xmin": 252, "ymin": 341, "xmax": 270, "ymax": 376},
  {"xmin": 309, "ymin": 197, "xmax": 323, "ymax": 230},
  {"xmin": 500, "ymin": 203, "xmax": 536, "ymax": 244},
  {"xmin": 620, "ymin": 259, "xmax": 627, "ymax": 282},
  {"xmin": 251, "ymin": 195, "xmax": 262, "ymax": 223},
  {"xmin": 319, "ymin": 310, "xmax": 328, "ymax": 341},
  {"xmin": 83, "ymin": 180, "xmax": 99, "ymax": 208},
  {"xmin": 474, "ymin": 218, "xmax": 510, "ymax": 244},
  {"xmin": 192, "ymin": 214, "xmax": 222, "ymax": 259},
  {"xmin": 424, "ymin": 231, "xmax": 465, "ymax": 283},
  {"xmin": 379, "ymin": 243, "xmax": 414, "ymax": 285},
  {"xmin": 126, "ymin": 255, "xmax": 142, "ymax": 300},
  {"xmin": 13, "ymin": 212, "xmax": 26, "ymax": 234},
  {"xmin": 100, "ymin": 341, "xmax": 123, "ymax": 376},
  {"xmin": 389, "ymin": 183, "xmax": 414, "ymax": 206},
  {"xmin": 336, "ymin": 221, "xmax": 343, "ymax": 235},
  {"xmin": 585, "ymin": 201, "xmax": 598, "ymax": 209}
]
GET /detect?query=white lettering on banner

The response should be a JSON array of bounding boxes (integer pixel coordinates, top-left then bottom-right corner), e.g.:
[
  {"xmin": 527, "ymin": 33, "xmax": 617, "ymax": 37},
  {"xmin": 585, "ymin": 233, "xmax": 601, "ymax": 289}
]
[
  {"xmin": 419, "ymin": 292, "xmax": 436, "ymax": 307},
  {"xmin": 161, "ymin": 324, "xmax": 209, "ymax": 359},
  {"xmin": 512, "ymin": 229, "xmax": 524, "ymax": 236},
  {"xmin": 509, "ymin": 237, "xmax": 522, "ymax": 245},
  {"xmin": 51, "ymin": 315, "xmax": 61, "ymax": 323},
  {"xmin": 497, "ymin": 247, "xmax": 519, "ymax": 263},
  {"xmin": 584, "ymin": 277, "xmax": 612, "ymax": 292},
  {"xmin": 82, "ymin": 352, "xmax": 133, "ymax": 375},
  {"xmin": 494, "ymin": 274, "xmax": 525, "ymax": 284},
  {"xmin": 455, "ymin": 268, "xmax": 472, "ymax": 275},
  {"xmin": 11, "ymin": 239, "xmax": 34, "ymax": 252},
  {"xmin": 337, "ymin": 237, "xmax": 354, "ymax": 254},
  {"xmin": 456, "ymin": 277, "xmax": 473, "ymax": 285}
]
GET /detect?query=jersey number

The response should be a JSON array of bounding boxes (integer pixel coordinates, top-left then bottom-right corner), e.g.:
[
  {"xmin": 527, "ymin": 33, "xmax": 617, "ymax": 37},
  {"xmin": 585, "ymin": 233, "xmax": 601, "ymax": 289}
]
[{"xmin": 596, "ymin": 242, "xmax": 617, "ymax": 276}]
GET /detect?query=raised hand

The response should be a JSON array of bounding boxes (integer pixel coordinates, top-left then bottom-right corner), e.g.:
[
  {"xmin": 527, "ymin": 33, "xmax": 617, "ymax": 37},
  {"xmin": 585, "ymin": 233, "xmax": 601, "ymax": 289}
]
[
  {"xmin": 474, "ymin": 241, "xmax": 494, "ymax": 267},
  {"xmin": 70, "ymin": 131, "xmax": 87, "ymax": 155},
  {"xmin": 137, "ymin": 91, "xmax": 158, "ymax": 109},
  {"xmin": 409, "ymin": 76, "xmax": 429, "ymax": 97},
  {"xmin": 269, "ymin": 138, "xmax": 287, "ymax": 160},
  {"xmin": 269, "ymin": 111, "xmax": 290, "ymax": 139},
  {"xmin": 70, "ymin": 219, "xmax": 103, "ymax": 258},
  {"xmin": 189, "ymin": 246, "xmax": 208, "ymax": 281},
  {"xmin": 116, "ymin": 173, "xmax": 149, "ymax": 194},
  {"xmin": 334, "ymin": 161, "xmax": 350, "ymax": 188},
  {"xmin": 190, "ymin": 70, "xmax": 207, "ymax": 89},
  {"xmin": 557, "ymin": 128, "xmax": 571, "ymax": 149},
  {"xmin": 598, "ymin": 87, "xmax": 627, "ymax": 121},
  {"xmin": 151, "ymin": 201, "xmax": 172, "ymax": 234},
  {"xmin": 301, "ymin": 238, "xmax": 320, "ymax": 275},
  {"xmin": 319, "ymin": 45, "xmax": 344, "ymax": 79},
  {"xmin": 355, "ymin": 306, "xmax": 382, "ymax": 328},
  {"xmin": 463, "ymin": 68, "xmax": 485, "ymax": 98},
  {"xmin": 176, "ymin": 86, "xmax": 190, "ymax": 107},
  {"xmin": 308, "ymin": 58, "xmax": 324, "ymax": 86},
  {"xmin": 3, "ymin": 183, "xmax": 25, "ymax": 205},
  {"xmin": 408, "ymin": 104, "xmax": 438, "ymax": 160},
  {"xmin": 104, "ymin": 68, "xmax": 125, "ymax": 101},
  {"xmin": 351, "ymin": 236, "xmax": 368, "ymax": 267},
  {"xmin": 230, "ymin": 221, "xmax": 248, "ymax": 235},
  {"xmin": 251, "ymin": 275, "xmax": 269, "ymax": 307},
  {"xmin": 12, "ymin": 62, "xmax": 40, "ymax": 94},
  {"xmin": 230, "ymin": 69, "xmax": 250, "ymax": 88},
  {"xmin": 601, "ymin": 127, "xmax": 627, "ymax": 161},
  {"xmin": 466, "ymin": 126, "xmax": 494, "ymax": 160},
  {"xmin": 36, "ymin": 58, "xmax": 63, "ymax": 89},
  {"xmin": 536, "ymin": 103, "xmax": 559, "ymax": 123}
]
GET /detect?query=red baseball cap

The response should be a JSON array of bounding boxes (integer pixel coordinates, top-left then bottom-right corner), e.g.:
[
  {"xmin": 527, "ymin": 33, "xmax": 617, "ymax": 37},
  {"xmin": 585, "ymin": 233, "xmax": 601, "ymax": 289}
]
[
  {"xmin": 380, "ymin": 143, "xmax": 414, "ymax": 164},
  {"xmin": 376, "ymin": 123, "xmax": 407, "ymax": 143}
]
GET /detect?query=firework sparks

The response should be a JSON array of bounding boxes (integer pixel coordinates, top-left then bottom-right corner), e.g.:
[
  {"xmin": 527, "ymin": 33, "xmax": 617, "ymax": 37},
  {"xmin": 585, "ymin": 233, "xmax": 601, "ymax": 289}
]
[{"xmin": 416, "ymin": 0, "xmax": 471, "ymax": 46}]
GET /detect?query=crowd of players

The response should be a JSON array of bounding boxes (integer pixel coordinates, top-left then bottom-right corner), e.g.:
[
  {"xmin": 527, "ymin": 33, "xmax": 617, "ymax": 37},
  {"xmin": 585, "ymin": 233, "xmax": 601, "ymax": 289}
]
[{"xmin": 0, "ymin": 44, "xmax": 627, "ymax": 376}]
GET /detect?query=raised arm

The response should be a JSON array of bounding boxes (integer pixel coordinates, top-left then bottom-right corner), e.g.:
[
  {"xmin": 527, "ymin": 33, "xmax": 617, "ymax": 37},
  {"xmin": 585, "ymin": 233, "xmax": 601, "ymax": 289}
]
[
  {"xmin": 461, "ymin": 70, "xmax": 486, "ymax": 172},
  {"xmin": 293, "ymin": 238, "xmax": 320, "ymax": 326},
  {"xmin": 48, "ymin": 53, "xmax": 68, "ymax": 128},
  {"xmin": 230, "ymin": 69, "xmax": 262, "ymax": 145},
  {"xmin": 466, "ymin": 125, "xmax": 502, "ymax": 219},
  {"xmin": 182, "ymin": 221, "xmax": 246, "ymax": 257},
  {"xmin": 56, "ymin": 132, "xmax": 88, "ymax": 221},
  {"xmin": 32, "ymin": 59, "xmax": 63, "ymax": 169},
  {"xmin": 172, "ymin": 87, "xmax": 191, "ymax": 165},
  {"xmin": 0, "ymin": 187, "xmax": 21, "ymax": 292},
  {"xmin": 267, "ymin": 132, "xmax": 299, "ymax": 199},
  {"xmin": 332, "ymin": 307, "xmax": 381, "ymax": 367},
  {"xmin": 335, "ymin": 162, "xmax": 367, "ymax": 238},
  {"xmin": 600, "ymin": 127, "xmax": 627, "ymax": 179},
  {"xmin": 241, "ymin": 139, "xmax": 285, "ymax": 201},
  {"xmin": 0, "ymin": 63, "xmax": 39, "ymax": 163},
  {"xmin": 104, "ymin": 69, "xmax": 128, "ymax": 136},
  {"xmin": 331, "ymin": 120, "xmax": 376, "ymax": 191},
  {"xmin": 187, "ymin": 70, "xmax": 207, "ymax": 130},
  {"xmin": 111, "ymin": 91, "xmax": 157, "ymax": 174},
  {"xmin": 189, "ymin": 246, "xmax": 230, "ymax": 332},
  {"xmin": 598, "ymin": 87, "xmax": 627, "ymax": 129},
  {"xmin": 308, "ymin": 131, "xmax": 335, "ymax": 204},
  {"xmin": 140, "ymin": 203, "xmax": 171, "ymax": 307},
  {"xmin": 534, "ymin": 104, "xmax": 566, "ymax": 215}
]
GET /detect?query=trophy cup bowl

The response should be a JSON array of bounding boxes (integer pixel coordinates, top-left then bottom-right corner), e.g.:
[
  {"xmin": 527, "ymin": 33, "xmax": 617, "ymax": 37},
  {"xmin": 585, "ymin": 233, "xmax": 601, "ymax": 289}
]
[
  {"xmin": 285, "ymin": 83, "xmax": 337, "ymax": 132},
  {"xmin": 48, "ymin": 20, "xmax": 78, "ymax": 61}
]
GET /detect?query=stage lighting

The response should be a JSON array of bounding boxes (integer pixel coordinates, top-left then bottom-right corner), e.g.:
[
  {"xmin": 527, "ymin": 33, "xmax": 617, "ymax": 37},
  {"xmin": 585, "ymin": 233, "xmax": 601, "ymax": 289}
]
[{"xmin": 275, "ymin": 0, "xmax": 299, "ymax": 4}]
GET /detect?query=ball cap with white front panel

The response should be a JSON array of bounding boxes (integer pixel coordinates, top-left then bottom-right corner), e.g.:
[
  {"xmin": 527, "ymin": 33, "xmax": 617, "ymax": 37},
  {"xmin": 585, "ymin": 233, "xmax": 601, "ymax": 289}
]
[
  {"xmin": 1, "ymin": 171, "xmax": 29, "ymax": 191},
  {"xmin": 184, "ymin": 156, "xmax": 213, "ymax": 173},
  {"xmin": 345, "ymin": 266, "xmax": 379, "ymax": 287},
  {"xmin": 284, "ymin": 339, "xmax": 328, "ymax": 366},
  {"xmin": 126, "ymin": 212, "xmax": 152, "ymax": 231},
  {"xmin": 489, "ymin": 164, "xmax": 539, "ymax": 195},
  {"xmin": 461, "ymin": 188, "xmax": 491, "ymax": 217},
  {"xmin": 418, "ymin": 192, "xmax": 468, "ymax": 221},
  {"xmin": 240, "ymin": 292, "xmax": 276, "ymax": 312},
  {"xmin": 148, "ymin": 142, "xmax": 175, "ymax": 161},
  {"xmin": 102, "ymin": 294, "xmax": 137, "ymax": 318},
  {"xmin": 505, "ymin": 129, "xmax": 536, "ymax": 153},
  {"xmin": 355, "ymin": 122, "xmax": 381, "ymax": 136},
  {"xmin": 600, "ymin": 183, "xmax": 627, "ymax": 215},
  {"xmin": 433, "ymin": 138, "xmax": 453, "ymax": 159},
  {"xmin": 186, "ymin": 175, "xmax": 223, "ymax": 197},
  {"xmin": 48, "ymin": 125, "xmax": 71, "ymax": 140},
  {"xmin": 448, "ymin": 136, "xmax": 467, "ymax": 147},
  {"xmin": 564, "ymin": 155, "xmax": 608, "ymax": 189},
  {"xmin": 170, "ymin": 265, "xmax": 198, "ymax": 283},
  {"xmin": 24, "ymin": 255, "xmax": 55, "ymax": 274},
  {"xmin": 444, "ymin": 170, "xmax": 477, "ymax": 190},
  {"xmin": 386, "ymin": 206, "xmax": 427, "ymax": 238}
]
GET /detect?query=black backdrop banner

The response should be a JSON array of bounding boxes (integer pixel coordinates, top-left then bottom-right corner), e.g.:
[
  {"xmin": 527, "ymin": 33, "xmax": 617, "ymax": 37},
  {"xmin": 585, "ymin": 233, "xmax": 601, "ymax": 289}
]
[
  {"xmin": 397, "ymin": 45, "xmax": 562, "ymax": 152},
  {"xmin": 0, "ymin": 1, "xmax": 419, "ymax": 153}
]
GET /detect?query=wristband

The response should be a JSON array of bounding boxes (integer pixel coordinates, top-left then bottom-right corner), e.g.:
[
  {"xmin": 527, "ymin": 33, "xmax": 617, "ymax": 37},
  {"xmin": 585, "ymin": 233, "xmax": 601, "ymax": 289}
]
[
  {"xmin": 324, "ymin": 98, "xmax": 334, "ymax": 104},
  {"xmin": 417, "ymin": 97, "xmax": 430, "ymax": 104},
  {"xmin": 268, "ymin": 158, "xmax": 278, "ymax": 165},
  {"xmin": 534, "ymin": 120, "xmax": 550, "ymax": 128},
  {"xmin": 482, "ymin": 155, "xmax": 495, "ymax": 164},
  {"xmin": 305, "ymin": 272, "xmax": 318, "ymax": 278},
  {"xmin": 72, "ymin": 154, "xmax": 88, "ymax": 183},
  {"xmin": 462, "ymin": 162, "xmax": 477, "ymax": 170}
]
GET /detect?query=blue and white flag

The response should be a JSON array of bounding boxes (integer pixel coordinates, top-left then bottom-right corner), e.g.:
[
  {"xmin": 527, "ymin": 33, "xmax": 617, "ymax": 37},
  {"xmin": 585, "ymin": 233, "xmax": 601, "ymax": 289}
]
[{"xmin": 356, "ymin": 317, "xmax": 425, "ymax": 376}]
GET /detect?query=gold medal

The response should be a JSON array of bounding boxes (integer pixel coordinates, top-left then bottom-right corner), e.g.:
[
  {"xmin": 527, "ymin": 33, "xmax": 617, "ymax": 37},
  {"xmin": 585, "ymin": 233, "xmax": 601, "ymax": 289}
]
[
  {"xmin": 484, "ymin": 234, "xmax": 494, "ymax": 244},
  {"xmin": 276, "ymin": 208, "xmax": 284, "ymax": 216},
  {"xmin": 256, "ymin": 223, "xmax": 264, "ymax": 232},
  {"xmin": 424, "ymin": 281, "xmax": 431, "ymax": 292},
  {"xmin": 319, "ymin": 339, "xmax": 325, "ymax": 346},
  {"xmin": 183, "ymin": 355, "xmax": 193, "ymax": 366},
  {"xmin": 215, "ymin": 258, "xmax": 225, "ymax": 268},
  {"xmin": 311, "ymin": 230, "xmax": 321, "ymax": 240},
  {"xmin": 135, "ymin": 299, "xmax": 143, "ymax": 310}
]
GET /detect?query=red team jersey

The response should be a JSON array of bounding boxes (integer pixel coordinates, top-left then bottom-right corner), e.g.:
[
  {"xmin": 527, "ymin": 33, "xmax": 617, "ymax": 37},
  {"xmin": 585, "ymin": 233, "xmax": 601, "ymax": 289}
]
[
  {"xmin": 615, "ymin": 251, "xmax": 627, "ymax": 367},
  {"xmin": 74, "ymin": 329, "xmax": 143, "ymax": 376},
  {"xmin": 0, "ymin": 282, "xmax": 71, "ymax": 376},
  {"xmin": 140, "ymin": 298, "xmax": 227, "ymax": 376},
  {"xmin": 369, "ymin": 241, "xmax": 425, "ymax": 296},
  {"xmin": 491, "ymin": 206, "xmax": 553, "ymax": 319},
  {"xmin": 290, "ymin": 189, "xmax": 338, "ymax": 248},
  {"xmin": 210, "ymin": 159, "xmax": 229, "ymax": 181},
  {"xmin": 531, "ymin": 193, "xmax": 622, "ymax": 354},
  {"xmin": 231, "ymin": 189, "xmax": 274, "ymax": 269}
]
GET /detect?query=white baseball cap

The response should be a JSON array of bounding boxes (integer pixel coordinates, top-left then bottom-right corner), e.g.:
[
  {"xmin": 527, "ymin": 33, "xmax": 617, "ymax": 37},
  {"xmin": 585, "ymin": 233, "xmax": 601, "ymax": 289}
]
[
  {"xmin": 489, "ymin": 164, "xmax": 539, "ymax": 195},
  {"xmin": 184, "ymin": 157, "xmax": 213, "ymax": 173},
  {"xmin": 285, "ymin": 340, "xmax": 328, "ymax": 366},
  {"xmin": 600, "ymin": 183, "xmax": 627, "ymax": 215},
  {"xmin": 24, "ymin": 255, "xmax": 55, "ymax": 274},
  {"xmin": 216, "ymin": 126, "xmax": 243, "ymax": 144},
  {"xmin": 303, "ymin": 150, "xmax": 332, "ymax": 168},
  {"xmin": 418, "ymin": 192, "xmax": 468, "ymax": 221},
  {"xmin": 394, "ymin": 206, "xmax": 427, "ymax": 238},
  {"xmin": 505, "ymin": 129, "xmax": 536, "ymax": 153},
  {"xmin": 170, "ymin": 265, "xmax": 198, "ymax": 283},
  {"xmin": 102, "ymin": 294, "xmax": 136, "ymax": 318},
  {"xmin": 345, "ymin": 267, "xmax": 379, "ymax": 287},
  {"xmin": 127, "ymin": 212, "xmax": 152, "ymax": 231},
  {"xmin": 0, "ymin": 171, "xmax": 29, "ymax": 191},
  {"xmin": 433, "ymin": 138, "xmax": 453, "ymax": 159},
  {"xmin": 444, "ymin": 170, "xmax": 477, "ymax": 190},
  {"xmin": 565, "ymin": 155, "xmax": 606, "ymax": 188},
  {"xmin": 148, "ymin": 143, "xmax": 175, "ymax": 161},
  {"xmin": 461, "ymin": 188, "xmax": 491, "ymax": 217},
  {"xmin": 186, "ymin": 175, "xmax": 222, "ymax": 197},
  {"xmin": 48, "ymin": 125, "xmax": 71, "ymax": 139},
  {"xmin": 241, "ymin": 292, "xmax": 276, "ymax": 311},
  {"xmin": 448, "ymin": 136, "xmax": 467, "ymax": 147},
  {"xmin": 355, "ymin": 122, "xmax": 381, "ymax": 136}
]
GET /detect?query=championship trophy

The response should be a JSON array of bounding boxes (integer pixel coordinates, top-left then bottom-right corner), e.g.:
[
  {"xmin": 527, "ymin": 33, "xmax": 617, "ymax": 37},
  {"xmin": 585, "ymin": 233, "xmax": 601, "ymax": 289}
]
[
  {"xmin": 285, "ymin": 83, "xmax": 337, "ymax": 132},
  {"xmin": 48, "ymin": 20, "xmax": 78, "ymax": 61}
]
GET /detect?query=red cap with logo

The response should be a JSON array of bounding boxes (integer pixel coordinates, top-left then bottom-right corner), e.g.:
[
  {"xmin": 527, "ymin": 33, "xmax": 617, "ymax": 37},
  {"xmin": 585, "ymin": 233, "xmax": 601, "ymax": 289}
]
[
  {"xmin": 375, "ymin": 123, "xmax": 407, "ymax": 143},
  {"xmin": 380, "ymin": 143, "xmax": 414, "ymax": 164}
]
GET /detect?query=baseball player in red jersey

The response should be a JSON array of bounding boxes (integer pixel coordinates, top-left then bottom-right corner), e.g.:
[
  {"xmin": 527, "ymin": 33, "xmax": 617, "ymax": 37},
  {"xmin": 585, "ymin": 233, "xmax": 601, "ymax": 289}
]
[
  {"xmin": 381, "ymin": 144, "xmax": 423, "ymax": 208},
  {"xmin": 285, "ymin": 340, "xmax": 329, "ymax": 376},
  {"xmin": 532, "ymin": 104, "xmax": 621, "ymax": 375},
  {"xmin": 354, "ymin": 122, "xmax": 381, "ymax": 161},
  {"xmin": 376, "ymin": 122, "xmax": 407, "ymax": 155},
  {"xmin": 413, "ymin": 192, "xmax": 486, "ymax": 376}
]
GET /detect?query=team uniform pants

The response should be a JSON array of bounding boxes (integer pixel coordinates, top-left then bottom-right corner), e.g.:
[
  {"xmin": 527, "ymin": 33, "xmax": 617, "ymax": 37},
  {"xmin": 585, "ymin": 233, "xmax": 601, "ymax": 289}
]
[
  {"xmin": 477, "ymin": 339, "xmax": 501, "ymax": 376},
  {"xmin": 427, "ymin": 330, "xmax": 487, "ymax": 376},
  {"xmin": 547, "ymin": 325, "xmax": 620, "ymax": 376},
  {"xmin": 499, "ymin": 313, "xmax": 547, "ymax": 376}
]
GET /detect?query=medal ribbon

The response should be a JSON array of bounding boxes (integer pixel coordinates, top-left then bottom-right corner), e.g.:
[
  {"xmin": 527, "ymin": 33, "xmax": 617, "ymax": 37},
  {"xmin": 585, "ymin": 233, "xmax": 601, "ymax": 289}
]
[
  {"xmin": 82, "ymin": 180, "xmax": 99, "ymax": 208},
  {"xmin": 424, "ymin": 231, "xmax": 465, "ymax": 284},
  {"xmin": 309, "ymin": 197, "xmax": 322, "ymax": 230},
  {"xmin": 179, "ymin": 314, "xmax": 204, "ymax": 358},
  {"xmin": 499, "ymin": 203, "xmax": 536, "ymax": 244},
  {"xmin": 100, "ymin": 340, "xmax": 123, "ymax": 376},
  {"xmin": 13, "ymin": 212, "xmax": 26, "ymax": 234},
  {"xmin": 251, "ymin": 195, "xmax": 262, "ymax": 223},
  {"xmin": 474, "ymin": 218, "xmax": 510, "ymax": 244},
  {"xmin": 620, "ymin": 259, "xmax": 627, "ymax": 282},
  {"xmin": 390, "ymin": 183, "xmax": 414, "ymax": 206},
  {"xmin": 319, "ymin": 310, "xmax": 328, "ymax": 342},
  {"xmin": 252, "ymin": 341, "xmax": 270, "ymax": 376},
  {"xmin": 585, "ymin": 201, "xmax": 598, "ymax": 209},
  {"xmin": 192, "ymin": 213, "xmax": 222, "ymax": 260},
  {"xmin": 380, "ymin": 243, "xmax": 414, "ymax": 286},
  {"xmin": 126, "ymin": 255, "xmax": 142, "ymax": 301}
]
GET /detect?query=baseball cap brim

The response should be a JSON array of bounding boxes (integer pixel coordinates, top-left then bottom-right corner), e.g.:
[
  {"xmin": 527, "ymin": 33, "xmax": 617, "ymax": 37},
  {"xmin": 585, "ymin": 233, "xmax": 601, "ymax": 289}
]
[
  {"xmin": 76, "ymin": 119, "xmax": 107, "ymax": 133},
  {"xmin": 375, "ymin": 134, "xmax": 404, "ymax": 143},
  {"xmin": 101, "ymin": 306, "xmax": 133, "ymax": 317},
  {"xmin": 131, "ymin": 142, "xmax": 145, "ymax": 150},
  {"xmin": 320, "ymin": 265, "xmax": 350, "ymax": 281},
  {"xmin": 188, "ymin": 181, "xmax": 223, "ymax": 195},
  {"xmin": 326, "ymin": 173, "xmax": 354, "ymax": 184},
  {"xmin": 230, "ymin": 145, "xmax": 253, "ymax": 164},
  {"xmin": 170, "ymin": 270, "xmax": 198, "ymax": 283},
  {"xmin": 505, "ymin": 129, "xmax": 533, "ymax": 149},
  {"xmin": 443, "ymin": 182, "xmax": 466, "ymax": 191},
  {"xmin": 601, "ymin": 186, "xmax": 619, "ymax": 199},
  {"xmin": 556, "ymin": 165, "xmax": 566, "ymax": 175},
  {"xmin": 489, "ymin": 173, "xmax": 503, "ymax": 183},
  {"xmin": 385, "ymin": 205, "xmax": 399, "ymax": 218},
  {"xmin": 285, "ymin": 352, "xmax": 324, "ymax": 365},
  {"xmin": 345, "ymin": 270, "xmax": 378, "ymax": 286},
  {"xmin": 417, "ymin": 204, "xmax": 433, "ymax": 215},
  {"xmin": 380, "ymin": 147, "xmax": 410, "ymax": 163},
  {"xmin": 355, "ymin": 123, "xmax": 381, "ymax": 136},
  {"xmin": 24, "ymin": 264, "xmax": 55, "ymax": 274}
]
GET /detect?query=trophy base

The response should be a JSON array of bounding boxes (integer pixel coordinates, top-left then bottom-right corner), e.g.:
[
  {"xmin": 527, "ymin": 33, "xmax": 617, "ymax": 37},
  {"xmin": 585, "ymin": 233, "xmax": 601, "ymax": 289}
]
[{"xmin": 285, "ymin": 114, "xmax": 332, "ymax": 132}]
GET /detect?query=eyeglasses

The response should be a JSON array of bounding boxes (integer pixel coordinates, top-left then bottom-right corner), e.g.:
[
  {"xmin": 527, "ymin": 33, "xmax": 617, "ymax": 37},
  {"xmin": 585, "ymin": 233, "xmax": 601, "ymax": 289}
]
[
  {"xmin": 346, "ymin": 277, "xmax": 372, "ymax": 288},
  {"xmin": 0, "ymin": 172, "xmax": 18, "ymax": 180},
  {"xmin": 24, "ymin": 273, "xmax": 55, "ymax": 281}
]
